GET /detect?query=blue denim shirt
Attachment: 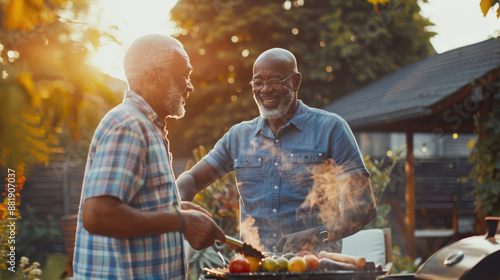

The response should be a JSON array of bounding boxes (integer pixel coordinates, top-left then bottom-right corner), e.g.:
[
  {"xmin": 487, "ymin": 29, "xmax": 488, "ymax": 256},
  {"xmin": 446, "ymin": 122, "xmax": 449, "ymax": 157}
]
[{"xmin": 203, "ymin": 100, "xmax": 368, "ymax": 250}]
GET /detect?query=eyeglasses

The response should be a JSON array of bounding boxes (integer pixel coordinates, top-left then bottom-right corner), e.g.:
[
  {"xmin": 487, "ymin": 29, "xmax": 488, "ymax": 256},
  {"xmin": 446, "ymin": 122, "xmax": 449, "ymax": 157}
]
[{"xmin": 249, "ymin": 73, "xmax": 295, "ymax": 91}]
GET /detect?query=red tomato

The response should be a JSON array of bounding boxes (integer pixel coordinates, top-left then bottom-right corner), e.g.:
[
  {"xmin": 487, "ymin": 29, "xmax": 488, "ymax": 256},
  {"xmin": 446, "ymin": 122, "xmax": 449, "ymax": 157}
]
[
  {"xmin": 296, "ymin": 251, "xmax": 313, "ymax": 257},
  {"xmin": 229, "ymin": 258, "xmax": 251, "ymax": 273},
  {"xmin": 304, "ymin": 254, "xmax": 320, "ymax": 271}
]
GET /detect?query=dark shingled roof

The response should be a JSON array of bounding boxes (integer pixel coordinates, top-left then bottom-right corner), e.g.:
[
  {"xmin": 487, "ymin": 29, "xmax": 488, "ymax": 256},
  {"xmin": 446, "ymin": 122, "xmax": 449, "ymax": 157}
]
[{"xmin": 323, "ymin": 38, "xmax": 500, "ymax": 128}]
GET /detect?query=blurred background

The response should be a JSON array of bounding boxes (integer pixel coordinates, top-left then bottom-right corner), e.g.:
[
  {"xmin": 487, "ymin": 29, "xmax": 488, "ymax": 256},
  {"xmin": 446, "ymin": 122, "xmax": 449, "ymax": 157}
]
[{"xmin": 0, "ymin": 0, "xmax": 499, "ymax": 279}]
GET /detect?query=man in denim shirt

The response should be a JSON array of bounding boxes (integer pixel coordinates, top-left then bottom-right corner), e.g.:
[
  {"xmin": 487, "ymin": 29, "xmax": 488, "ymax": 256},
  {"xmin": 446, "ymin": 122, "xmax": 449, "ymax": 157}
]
[{"xmin": 177, "ymin": 48, "xmax": 376, "ymax": 254}]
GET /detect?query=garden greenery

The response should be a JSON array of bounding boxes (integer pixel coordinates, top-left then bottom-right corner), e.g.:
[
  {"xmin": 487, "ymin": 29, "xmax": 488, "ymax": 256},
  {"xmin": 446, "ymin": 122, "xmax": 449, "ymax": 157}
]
[{"xmin": 466, "ymin": 77, "xmax": 500, "ymax": 216}]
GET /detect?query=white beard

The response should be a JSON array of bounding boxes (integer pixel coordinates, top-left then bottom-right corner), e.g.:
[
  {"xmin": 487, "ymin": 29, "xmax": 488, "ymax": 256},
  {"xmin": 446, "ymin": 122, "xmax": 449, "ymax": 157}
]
[
  {"xmin": 254, "ymin": 93, "xmax": 294, "ymax": 120},
  {"xmin": 165, "ymin": 80, "xmax": 185, "ymax": 119}
]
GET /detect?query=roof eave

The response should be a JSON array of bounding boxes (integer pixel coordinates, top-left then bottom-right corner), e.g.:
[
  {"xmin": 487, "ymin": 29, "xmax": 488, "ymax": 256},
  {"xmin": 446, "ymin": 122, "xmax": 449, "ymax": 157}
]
[{"xmin": 347, "ymin": 107, "xmax": 434, "ymax": 129}]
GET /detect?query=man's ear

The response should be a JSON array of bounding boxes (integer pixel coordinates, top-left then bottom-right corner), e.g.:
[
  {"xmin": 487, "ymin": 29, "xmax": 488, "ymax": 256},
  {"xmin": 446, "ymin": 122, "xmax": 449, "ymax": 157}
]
[
  {"xmin": 293, "ymin": 72, "xmax": 302, "ymax": 92},
  {"xmin": 139, "ymin": 67, "xmax": 159, "ymax": 91},
  {"xmin": 149, "ymin": 67, "xmax": 161, "ymax": 86}
]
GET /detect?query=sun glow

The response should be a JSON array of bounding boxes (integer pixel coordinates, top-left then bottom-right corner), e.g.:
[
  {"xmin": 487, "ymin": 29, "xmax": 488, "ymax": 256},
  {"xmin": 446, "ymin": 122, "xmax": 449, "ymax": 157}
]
[{"xmin": 87, "ymin": 0, "xmax": 180, "ymax": 80}]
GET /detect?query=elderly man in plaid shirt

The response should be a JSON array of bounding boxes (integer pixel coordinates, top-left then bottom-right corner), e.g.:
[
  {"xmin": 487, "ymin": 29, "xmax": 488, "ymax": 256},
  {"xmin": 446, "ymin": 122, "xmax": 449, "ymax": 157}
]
[{"xmin": 73, "ymin": 34, "xmax": 226, "ymax": 279}]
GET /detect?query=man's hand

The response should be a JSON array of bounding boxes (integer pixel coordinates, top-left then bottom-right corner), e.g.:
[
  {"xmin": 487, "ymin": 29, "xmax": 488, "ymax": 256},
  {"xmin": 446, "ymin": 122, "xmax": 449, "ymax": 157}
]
[
  {"xmin": 274, "ymin": 228, "xmax": 320, "ymax": 253},
  {"xmin": 180, "ymin": 203, "xmax": 226, "ymax": 250},
  {"xmin": 180, "ymin": 201, "xmax": 212, "ymax": 217}
]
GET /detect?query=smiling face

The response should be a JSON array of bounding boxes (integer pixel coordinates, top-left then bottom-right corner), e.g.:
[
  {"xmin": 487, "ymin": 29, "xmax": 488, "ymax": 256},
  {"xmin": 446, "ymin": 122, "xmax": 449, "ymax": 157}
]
[
  {"xmin": 124, "ymin": 35, "xmax": 194, "ymax": 120},
  {"xmin": 158, "ymin": 50, "xmax": 193, "ymax": 119},
  {"xmin": 251, "ymin": 49, "xmax": 301, "ymax": 120},
  {"xmin": 252, "ymin": 70, "xmax": 295, "ymax": 120},
  {"xmin": 147, "ymin": 49, "xmax": 193, "ymax": 119}
]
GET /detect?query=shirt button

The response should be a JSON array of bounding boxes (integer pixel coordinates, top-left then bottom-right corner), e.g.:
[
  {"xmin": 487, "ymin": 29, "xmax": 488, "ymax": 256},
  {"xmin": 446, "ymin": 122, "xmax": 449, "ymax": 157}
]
[
  {"xmin": 273, "ymin": 233, "xmax": 277, "ymax": 237},
  {"xmin": 274, "ymin": 185, "xmax": 278, "ymax": 190},
  {"xmin": 319, "ymin": 153, "xmax": 323, "ymax": 156},
  {"xmin": 274, "ymin": 162, "xmax": 279, "ymax": 166},
  {"xmin": 275, "ymin": 139, "xmax": 280, "ymax": 143},
  {"xmin": 273, "ymin": 209, "xmax": 277, "ymax": 212},
  {"xmin": 234, "ymin": 159, "xmax": 238, "ymax": 163},
  {"xmin": 258, "ymin": 158, "xmax": 261, "ymax": 161},
  {"xmin": 290, "ymin": 154, "xmax": 294, "ymax": 157}
]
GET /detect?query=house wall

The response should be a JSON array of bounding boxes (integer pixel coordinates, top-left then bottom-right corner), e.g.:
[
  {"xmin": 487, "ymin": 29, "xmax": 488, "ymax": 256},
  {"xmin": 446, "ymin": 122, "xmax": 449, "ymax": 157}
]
[
  {"xmin": 355, "ymin": 132, "xmax": 480, "ymax": 256},
  {"xmin": 355, "ymin": 132, "xmax": 476, "ymax": 158}
]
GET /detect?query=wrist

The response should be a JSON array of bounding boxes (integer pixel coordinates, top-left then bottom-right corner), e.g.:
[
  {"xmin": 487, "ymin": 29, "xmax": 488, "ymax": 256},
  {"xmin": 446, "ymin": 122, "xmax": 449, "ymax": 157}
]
[
  {"xmin": 317, "ymin": 226, "xmax": 329, "ymax": 243},
  {"xmin": 176, "ymin": 208, "xmax": 183, "ymax": 232}
]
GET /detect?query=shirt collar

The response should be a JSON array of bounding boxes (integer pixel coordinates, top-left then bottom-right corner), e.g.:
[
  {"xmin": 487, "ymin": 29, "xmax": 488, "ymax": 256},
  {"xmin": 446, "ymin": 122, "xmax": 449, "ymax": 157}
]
[
  {"xmin": 254, "ymin": 100, "xmax": 308, "ymax": 136},
  {"xmin": 123, "ymin": 90, "xmax": 165, "ymax": 130}
]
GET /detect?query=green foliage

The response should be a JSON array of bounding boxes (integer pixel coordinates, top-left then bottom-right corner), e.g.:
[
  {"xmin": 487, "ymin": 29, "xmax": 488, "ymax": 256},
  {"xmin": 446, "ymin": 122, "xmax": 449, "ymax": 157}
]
[
  {"xmin": 188, "ymin": 145, "xmax": 240, "ymax": 236},
  {"xmin": 363, "ymin": 148, "xmax": 404, "ymax": 228},
  {"xmin": 186, "ymin": 145, "xmax": 239, "ymax": 280},
  {"xmin": 188, "ymin": 248, "xmax": 227, "ymax": 280},
  {"xmin": 391, "ymin": 246, "xmax": 418, "ymax": 274},
  {"xmin": 16, "ymin": 204, "xmax": 62, "ymax": 264},
  {"xmin": 168, "ymin": 0, "xmax": 435, "ymax": 156},
  {"xmin": 466, "ymin": 79, "xmax": 500, "ymax": 216},
  {"xmin": 0, "ymin": 0, "xmax": 122, "ymax": 169}
]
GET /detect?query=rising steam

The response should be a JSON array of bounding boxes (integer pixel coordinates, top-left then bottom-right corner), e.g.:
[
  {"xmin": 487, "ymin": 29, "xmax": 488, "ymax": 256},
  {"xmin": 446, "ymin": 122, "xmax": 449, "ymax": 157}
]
[
  {"xmin": 240, "ymin": 216, "xmax": 266, "ymax": 253},
  {"xmin": 301, "ymin": 159, "xmax": 371, "ymax": 235}
]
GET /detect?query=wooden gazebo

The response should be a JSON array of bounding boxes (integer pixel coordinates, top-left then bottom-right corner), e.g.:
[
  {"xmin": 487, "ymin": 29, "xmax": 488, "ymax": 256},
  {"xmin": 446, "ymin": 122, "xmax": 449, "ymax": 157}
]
[{"xmin": 324, "ymin": 38, "xmax": 500, "ymax": 257}]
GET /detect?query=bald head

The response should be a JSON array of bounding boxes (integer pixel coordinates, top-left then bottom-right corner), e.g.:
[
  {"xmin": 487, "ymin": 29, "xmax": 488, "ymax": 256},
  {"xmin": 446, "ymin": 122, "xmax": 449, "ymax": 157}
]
[
  {"xmin": 123, "ymin": 34, "xmax": 186, "ymax": 90},
  {"xmin": 251, "ymin": 48, "xmax": 302, "ymax": 122},
  {"xmin": 253, "ymin": 48, "xmax": 298, "ymax": 73}
]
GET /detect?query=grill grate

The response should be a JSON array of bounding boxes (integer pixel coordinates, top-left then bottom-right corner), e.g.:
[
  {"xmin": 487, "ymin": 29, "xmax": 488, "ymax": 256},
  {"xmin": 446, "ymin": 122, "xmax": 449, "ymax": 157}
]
[{"xmin": 204, "ymin": 268, "xmax": 387, "ymax": 280}]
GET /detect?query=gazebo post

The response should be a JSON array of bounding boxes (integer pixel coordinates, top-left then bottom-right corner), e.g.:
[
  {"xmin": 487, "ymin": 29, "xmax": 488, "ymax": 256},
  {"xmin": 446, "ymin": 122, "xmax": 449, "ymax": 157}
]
[{"xmin": 405, "ymin": 130, "xmax": 416, "ymax": 258}]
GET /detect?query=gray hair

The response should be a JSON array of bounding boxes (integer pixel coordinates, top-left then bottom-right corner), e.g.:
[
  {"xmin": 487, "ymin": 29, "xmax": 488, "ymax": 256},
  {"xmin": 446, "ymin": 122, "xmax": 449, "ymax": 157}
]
[{"xmin": 123, "ymin": 34, "xmax": 184, "ymax": 89}]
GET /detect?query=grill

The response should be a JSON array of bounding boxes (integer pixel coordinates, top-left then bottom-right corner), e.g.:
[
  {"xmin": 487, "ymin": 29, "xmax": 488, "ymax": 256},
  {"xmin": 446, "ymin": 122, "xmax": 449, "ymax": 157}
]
[
  {"xmin": 380, "ymin": 216, "xmax": 500, "ymax": 280},
  {"xmin": 204, "ymin": 217, "xmax": 499, "ymax": 280},
  {"xmin": 204, "ymin": 268, "xmax": 386, "ymax": 280}
]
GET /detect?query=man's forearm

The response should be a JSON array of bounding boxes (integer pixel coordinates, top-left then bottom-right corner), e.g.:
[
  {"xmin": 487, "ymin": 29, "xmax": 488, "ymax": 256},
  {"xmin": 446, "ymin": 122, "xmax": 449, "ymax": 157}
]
[
  {"xmin": 82, "ymin": 195, "xmax": 227, "ymax": 250},
  {"xmin": 176, "ymin": 160, "xmax": 222, "ymax": 201},
  {"xmin": 177, "ymin": 172, "xmax": 198, "ymax": 201},
  {"xmin": 329, "ymin": 209, "xmax": 375, "ymax": 241},
  {"xmin": 326, "ymin": 174, "xmax": 377, "ymax": 241},
  {"xmin": 82, "ymin": 196, "xmax": 181, "ymax": 238}
]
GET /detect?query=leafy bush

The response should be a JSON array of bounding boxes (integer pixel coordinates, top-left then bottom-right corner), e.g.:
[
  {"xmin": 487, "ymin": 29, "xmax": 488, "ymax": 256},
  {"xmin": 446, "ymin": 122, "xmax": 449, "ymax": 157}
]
[
  {"xmin": 185, "ymin": 146, "xmax": 239, "ymax": 280},
  {"xmin": 187, "ymin": 146, "xmax": 239, "ymax": 237},
  {"xmin": 363, "ymin": 149, "xmax": 403, "ymax": 229},
  {"xmin": 363, "ymin": 150, "xmax": 421, "ymax": 274},
  {"xmin": 391, "ymin": 246, "xmax": 419, "ymax": 274},
  {"xmin": 16, "ymin": 205, "xmax": 62, "ymax": 264},
  {"xmin": 466, "ymin": 78, "xmax": 500, "ymax": 216}
]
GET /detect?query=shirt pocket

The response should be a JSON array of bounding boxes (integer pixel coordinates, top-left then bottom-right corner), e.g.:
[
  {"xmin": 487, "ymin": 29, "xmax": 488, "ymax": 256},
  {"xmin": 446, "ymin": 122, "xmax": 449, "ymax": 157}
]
[
  {"xmin": 234, "ymin": 156, "xmax": 263, "ymax": 197},
  {"xmin": 286, "ymin": 152, "xmax": 328, "ymax": 196}
]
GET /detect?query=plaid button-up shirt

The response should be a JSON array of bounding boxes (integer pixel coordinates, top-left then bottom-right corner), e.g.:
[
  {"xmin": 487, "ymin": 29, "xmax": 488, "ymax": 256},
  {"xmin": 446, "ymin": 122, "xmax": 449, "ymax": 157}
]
[{"xmin": 73, "ymin": 91, "xmax": 186, "ymax": 279}]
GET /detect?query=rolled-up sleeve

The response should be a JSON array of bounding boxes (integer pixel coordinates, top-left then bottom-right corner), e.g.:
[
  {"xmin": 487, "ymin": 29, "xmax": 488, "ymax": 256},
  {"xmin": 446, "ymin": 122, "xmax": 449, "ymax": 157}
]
[
  {"xmin": 83, "ymin": 124, "xmax": 146, "ymax": 203},
  {"xmin": 202, "ymin": 132, "xmax": 234, "ymax": 178},
  {"xmin": 331, "ymin": 121, "xmax": 369, "ymax": 176}
]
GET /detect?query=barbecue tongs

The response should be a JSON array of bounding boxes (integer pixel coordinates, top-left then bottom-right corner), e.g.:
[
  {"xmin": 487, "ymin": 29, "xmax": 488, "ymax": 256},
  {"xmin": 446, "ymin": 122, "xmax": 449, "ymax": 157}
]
[{"xmin": 212, "ymin": 235, "xmax": 265, "ymax": 259}]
